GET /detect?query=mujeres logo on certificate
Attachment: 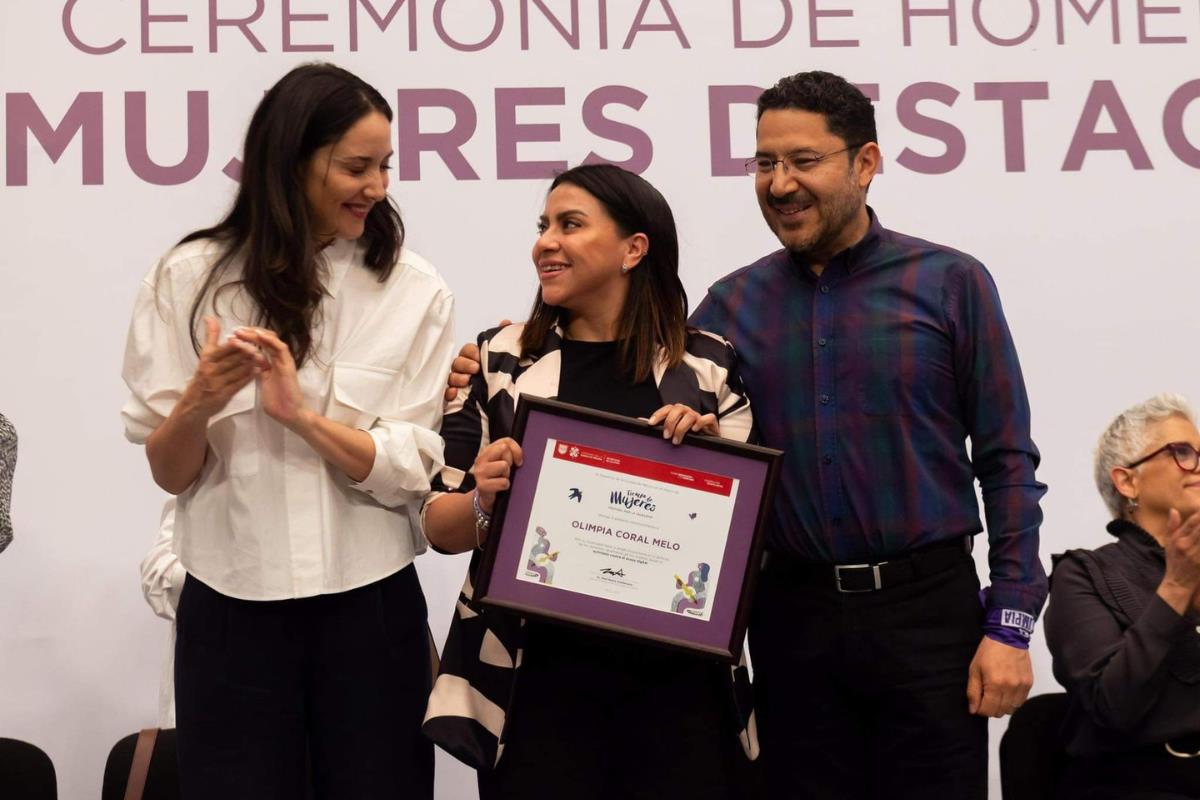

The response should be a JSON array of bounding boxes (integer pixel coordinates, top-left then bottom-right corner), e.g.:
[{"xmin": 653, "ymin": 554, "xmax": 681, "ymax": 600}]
[{"xmin": 516, "ymin": 439, "xmax": 739, "ymax": 622}]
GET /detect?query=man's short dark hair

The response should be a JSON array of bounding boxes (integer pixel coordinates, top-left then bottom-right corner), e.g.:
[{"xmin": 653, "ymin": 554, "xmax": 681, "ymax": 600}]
[{"xmin": 757, "ymin": 71, "xmax": 877, "ymax": 148}]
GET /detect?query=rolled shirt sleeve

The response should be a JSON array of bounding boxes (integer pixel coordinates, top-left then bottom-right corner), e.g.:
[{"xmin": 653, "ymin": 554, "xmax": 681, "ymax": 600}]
[
  {"xmin": 121, "ymin": 262, "xmax": 201, "ymax": 444},
  {"xmin": 140, "ymin": 500, "xmax": 186, "ymax": 621},
  {"xmin": 350, "ymin": 290, "xmax": 456, "ymax": 508}
]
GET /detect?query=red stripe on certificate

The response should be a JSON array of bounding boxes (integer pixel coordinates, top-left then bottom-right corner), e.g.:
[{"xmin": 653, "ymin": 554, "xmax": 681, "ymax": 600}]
[{"xmin": 551, "ymin": 440, "xmax": 733, "ymax": 496}]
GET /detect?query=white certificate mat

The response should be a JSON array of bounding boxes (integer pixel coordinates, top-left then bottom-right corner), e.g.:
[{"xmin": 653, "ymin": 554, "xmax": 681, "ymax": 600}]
[{"xmin": 514, "ymin": 438, "xmax": 740, "ymax": 621}]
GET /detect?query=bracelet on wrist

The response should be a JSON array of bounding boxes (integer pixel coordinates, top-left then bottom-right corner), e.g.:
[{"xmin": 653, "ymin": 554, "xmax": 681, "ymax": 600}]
[{"xmin": 472, "ymin": 490, "xmax": 492, "ymax": 549}]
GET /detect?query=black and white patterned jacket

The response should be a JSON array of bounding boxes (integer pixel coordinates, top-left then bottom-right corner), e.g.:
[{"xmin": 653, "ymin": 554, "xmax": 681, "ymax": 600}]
[{"xmin": 420, "ymin": 322, "xmax": 758, "ymax": 770}]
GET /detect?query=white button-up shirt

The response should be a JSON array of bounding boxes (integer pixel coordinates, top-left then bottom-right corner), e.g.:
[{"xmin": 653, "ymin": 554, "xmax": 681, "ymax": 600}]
[{"xmin": 122, "ymin": 238, "xmax": 455, "ymax": 601}]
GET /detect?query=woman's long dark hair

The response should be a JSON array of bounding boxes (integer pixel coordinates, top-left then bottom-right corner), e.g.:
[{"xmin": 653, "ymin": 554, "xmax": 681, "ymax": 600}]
[
  {"xmin": 180, "ymin": 63, "xmax": 404, "ymax": 367},
  {"xmin": 519, "ymin": 164, "xmax": 688, "ymax": 382}
]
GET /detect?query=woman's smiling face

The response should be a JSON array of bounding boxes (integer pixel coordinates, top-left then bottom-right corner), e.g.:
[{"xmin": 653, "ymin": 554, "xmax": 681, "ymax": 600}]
[
  {"xmin": 531, "ymin": 183, "xmax": 637, "ymax": 320},
  {"xmin": 303, "ymin": 110, "xmax": 393, "ymax": 243}
]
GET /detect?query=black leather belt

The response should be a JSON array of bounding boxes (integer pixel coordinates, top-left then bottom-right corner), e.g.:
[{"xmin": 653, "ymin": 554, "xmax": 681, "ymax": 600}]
[{"xmin": 766, "ymin": 536, "xmax": 972, "ymax": 593}]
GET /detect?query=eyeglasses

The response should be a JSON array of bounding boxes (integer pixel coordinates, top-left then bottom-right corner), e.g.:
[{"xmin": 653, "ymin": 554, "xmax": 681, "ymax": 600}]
[
  {"xmin": 744, "ymin": 144, "xmax": 866, "ymax": 177},
  {"xmin": 1125, "ymin": 442, "xmax": 1200, "ymax": 472}
]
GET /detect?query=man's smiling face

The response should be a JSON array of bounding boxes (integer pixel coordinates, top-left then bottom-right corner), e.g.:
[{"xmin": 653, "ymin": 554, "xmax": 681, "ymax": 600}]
[{"xmin": 754, "ymin": 108, "xmax": 875, "ymax": 265}]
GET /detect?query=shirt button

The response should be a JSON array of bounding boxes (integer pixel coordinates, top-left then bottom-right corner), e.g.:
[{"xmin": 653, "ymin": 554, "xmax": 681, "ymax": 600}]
[
  {"xmin": 822, "ymin": 455, "xmax": 833, "ymax": 465},
  {"xmin": 820, "ymin": 285, "xmax": 830, "ymax": 294},
  {"xmin": 820, "ymin": 394, "xmax": 831, "ymax": 405},
  {"xmin": 818, "ymin": 338, "xmax": 828, "ymax": 347}
]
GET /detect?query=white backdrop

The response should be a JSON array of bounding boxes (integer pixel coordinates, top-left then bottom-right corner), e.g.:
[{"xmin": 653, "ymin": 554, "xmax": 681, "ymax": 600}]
[{"xmin": 2, "ymin": 1, "xmax": 1198, "ymax": 797}]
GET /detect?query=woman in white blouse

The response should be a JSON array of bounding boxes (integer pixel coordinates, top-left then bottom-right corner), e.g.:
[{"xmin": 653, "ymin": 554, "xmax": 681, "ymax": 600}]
[{"xmin": 121, "ymin": 63, "xmax": 454, "ymax": 799}]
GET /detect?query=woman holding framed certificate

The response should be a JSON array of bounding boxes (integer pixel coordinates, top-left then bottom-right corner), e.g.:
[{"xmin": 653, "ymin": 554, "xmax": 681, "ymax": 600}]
[{"xmin": 421, "ymin": 164, "xmax": 757, "ymax": 800}]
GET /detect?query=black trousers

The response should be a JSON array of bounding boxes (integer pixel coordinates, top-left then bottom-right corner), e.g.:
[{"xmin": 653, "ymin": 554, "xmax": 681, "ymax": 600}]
[
  {"xmin": 749, "ymin": 547, "xmax": 987, "ymax": 800},
  {"xmin": 478, "ymin": 623, "xmax": 752, "ymax": 800},
  {"xmin": 174, "ymin": 566, "xmax": 434, "ymax": 800}
]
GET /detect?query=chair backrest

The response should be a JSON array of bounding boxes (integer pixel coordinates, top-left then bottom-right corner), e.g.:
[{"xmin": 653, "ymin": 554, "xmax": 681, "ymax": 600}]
[
  {"xmin": 1000, "ymin": 692, "xmax": 1071, "ymax": 800},
  {"xmin": 0, "ymin": 738, "xmax": 57, "ymax": 800},
  {"xmin": 102, "ymin": 727, "xmax": 323, "ymax": 798},
  {"xmin": 102, "ymin": 729, "xmax": 180, "ymax": 800}
]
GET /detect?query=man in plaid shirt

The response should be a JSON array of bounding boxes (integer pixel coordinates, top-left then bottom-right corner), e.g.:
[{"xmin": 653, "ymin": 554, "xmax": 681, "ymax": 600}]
[{"xmin": 689, "ymin": 71, "xmax": 1045, "ymax": 799}]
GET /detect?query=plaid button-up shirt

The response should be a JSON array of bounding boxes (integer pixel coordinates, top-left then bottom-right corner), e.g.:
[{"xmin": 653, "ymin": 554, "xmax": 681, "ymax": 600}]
[{"xmin": 691, "ymin": 209, "xmax": 1048, "ymax": 627}]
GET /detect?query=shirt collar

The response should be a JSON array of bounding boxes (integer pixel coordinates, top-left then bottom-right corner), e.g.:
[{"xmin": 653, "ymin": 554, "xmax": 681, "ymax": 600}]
[
  {"xmin": 787, "ymin": 205, "xmax": 883, "ymax": 279},
  {"xmin": 321, "ymin": 238, "xmax": 357, "ymax": 298}
]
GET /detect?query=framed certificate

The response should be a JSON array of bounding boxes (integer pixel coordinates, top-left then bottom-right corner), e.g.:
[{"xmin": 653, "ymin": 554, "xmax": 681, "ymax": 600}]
[{"xmin": 474, "ymin": 395, "xmax": 782, "ymax": 662}]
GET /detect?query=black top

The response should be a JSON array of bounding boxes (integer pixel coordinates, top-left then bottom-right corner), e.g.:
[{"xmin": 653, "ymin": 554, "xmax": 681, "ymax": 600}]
[
  {"xmin": 1045, "ymin": 520, "xmax": 1200, "ymax": 756},
  {"xmin": 556, "ymin": 339, "xmax": 661, "ymax": 417}
]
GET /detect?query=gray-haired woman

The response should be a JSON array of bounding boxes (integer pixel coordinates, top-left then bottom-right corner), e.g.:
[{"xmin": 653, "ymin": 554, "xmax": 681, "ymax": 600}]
[
  {"xmin": 1045, "ymin": 393, "xmax": 1200, "ymax": 800},
  {"xmin": 0, "ymin": 412, "xmax": 15, "ymax": 553}
]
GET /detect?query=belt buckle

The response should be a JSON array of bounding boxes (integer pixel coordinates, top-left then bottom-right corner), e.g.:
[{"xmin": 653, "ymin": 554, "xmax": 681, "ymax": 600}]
[{"xmin": 834, "ymin": 562, "xmax": 887, "ymax": 593}]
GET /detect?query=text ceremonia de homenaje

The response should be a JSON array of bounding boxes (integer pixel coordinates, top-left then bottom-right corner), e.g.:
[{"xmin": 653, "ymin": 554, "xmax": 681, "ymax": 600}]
[{"xmin": 10, "ymin": 0, "xmax": 1199, "ymax": 188}]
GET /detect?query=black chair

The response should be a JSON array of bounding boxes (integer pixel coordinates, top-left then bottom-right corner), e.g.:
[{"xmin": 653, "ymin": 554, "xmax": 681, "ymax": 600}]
[
  {"xmin": 104, "ymin": 728, "xmax": 318, "ymax": 799},
  {"xmin": 102, "ymin": 729, "xmax": 180, "ymax": 800},
  {"xmin": 0, "ymin": 737, "xmax": 57, "ymax": 800},
  {"xmin": 1000, "ymin": 692, "xmax": 1071, "ymax": 800}
]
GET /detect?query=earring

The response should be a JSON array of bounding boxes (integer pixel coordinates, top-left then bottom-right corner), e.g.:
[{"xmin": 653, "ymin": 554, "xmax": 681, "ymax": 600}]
[
  {"xmin": 1127, "ymin": 497, "xmax": 1139, "ymax": 511},
  {"xmin": 620, "ymin": 264, "xmax": 631, "ymax": 274}
]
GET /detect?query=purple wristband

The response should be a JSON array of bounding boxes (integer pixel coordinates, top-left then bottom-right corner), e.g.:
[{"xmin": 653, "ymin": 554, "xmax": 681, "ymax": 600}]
[
  {"xmin": 984, "ymin": 618, "xmax": 1032, "ymax": 649},
  {"xmin": 978, "ymin": 588, "xmax": 1035, "ymax": 650}
]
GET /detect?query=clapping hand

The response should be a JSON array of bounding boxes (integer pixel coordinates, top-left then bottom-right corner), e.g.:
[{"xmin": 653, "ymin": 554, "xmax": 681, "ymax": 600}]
[
  {"xmin": 231, "ymin": 327, "xmax": 308, "ymax": 431},
  {"xmin": 1159, "ymin": 509, "xmax": 1200, "ymax": 616},
  {"xmin": 181, "ymin": 316, "xmax": 266, "ymax": 419}
]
